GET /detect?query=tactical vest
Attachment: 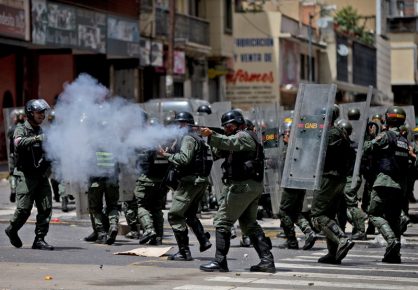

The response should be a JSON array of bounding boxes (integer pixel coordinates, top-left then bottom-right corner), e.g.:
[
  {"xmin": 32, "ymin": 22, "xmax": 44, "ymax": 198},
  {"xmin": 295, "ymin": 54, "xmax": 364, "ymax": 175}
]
[
  {"xmin": 177, "ymin": 132, "xmax": 213, "ymax": 177},
  {"xmin": 95, "ymin": 151, "xmax": 117, "ymax": 177},
  {"xmin": 222, "ymin": 130, "xmax": 264, "ymax": 182},
  {"xmin": 15, "ymin": 124, "xmax": 49, "ymax": 174},
  {"xmin": 323, "ymin": 126, "xmax": 351, "ymax": 176},
  {"xmin": 137, "ymin": 149, "xmax": 169, "ymax": 178},
  {"xmin": 376, "ymin": 130, "xmax": 409, "ymax": 179}
]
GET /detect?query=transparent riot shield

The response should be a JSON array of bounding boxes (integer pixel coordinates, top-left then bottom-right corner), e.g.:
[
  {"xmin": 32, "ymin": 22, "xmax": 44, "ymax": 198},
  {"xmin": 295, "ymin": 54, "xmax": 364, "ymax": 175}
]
[
  {"xmin": 253, "ymin": 103, "xmax": 282, "ymax": 216},
  {"xmin": 118, "ymin": 162, "xmax": 138, "ymax": 202},
  {"xmin": 344, "ymin": 86, "xmax": 373, "ymax": 188},
  {"xmin": 281, "ymin": 84, "xmax": 337, "ymax": 190},
  {"xmin": 3, "ymin": 107, "xmax": 25, "ymax": 173}
]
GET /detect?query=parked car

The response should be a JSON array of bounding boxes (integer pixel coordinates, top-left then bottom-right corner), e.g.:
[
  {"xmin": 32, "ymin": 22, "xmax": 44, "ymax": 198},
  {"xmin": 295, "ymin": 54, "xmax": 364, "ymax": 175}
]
[{"xmin": 143, "ymin": 98, "xmax": 210, "ymax": 114}]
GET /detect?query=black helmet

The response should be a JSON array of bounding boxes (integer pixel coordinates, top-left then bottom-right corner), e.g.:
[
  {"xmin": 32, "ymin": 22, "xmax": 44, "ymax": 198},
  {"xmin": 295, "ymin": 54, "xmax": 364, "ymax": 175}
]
[
  {"xmin": 25, "ymin": 99, "xmax": 50, "ymax": 119},
  {"xmin": 371, "ymin": 113, "xmax": 383, "ymax": 123},
  {"xmin": 347, "ymin": 108, "xmax": 361, "ymax": 121},
  {"xmin": 221, "ymin": 110, "xmax": 245, "ymax": 126},
  {"xmin": 337, "ymin": 119, "xmax": 353, "ymax": 136},
  {"xmin": 174, "ymin": 111, "xmax": 195, "ymax": 124},
  {"xmin": 332, "ymin": 104, "xmax": 340, "ymax": 122},
  {"xmin": 245, "ymin": 119, "xmax": 255, "ymax": 131},
  {"xmin": 385, "ymin": 106, "xmax": 406, "ymax": 127},
  {"xmin": 197, "ymin": 105, "xmax": 212, "ymax": 115}
]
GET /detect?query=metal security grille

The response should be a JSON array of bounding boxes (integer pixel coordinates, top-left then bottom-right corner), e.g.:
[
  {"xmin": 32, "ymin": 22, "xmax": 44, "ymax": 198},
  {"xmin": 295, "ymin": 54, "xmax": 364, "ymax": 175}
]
[{"xmin": 353, "ymin": 42, "xmax": 376, "ymax": 87}]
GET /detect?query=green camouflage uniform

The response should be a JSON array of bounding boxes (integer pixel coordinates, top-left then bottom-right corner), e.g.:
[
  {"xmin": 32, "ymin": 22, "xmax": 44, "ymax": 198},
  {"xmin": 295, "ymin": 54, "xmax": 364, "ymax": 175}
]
[
  {"xmin": 88, "ymin": 151, "xmax": 119, "ymax": 237},
  {"xmin": 10, "ymin": 120, "xmax": 52, "ymax": 238},
  {"xmin": 210, "ymin": 131, "xmax": 264, "ymax": 235},
  {"xmin": 363, "ymin": 127, "xmax": 408, "ymax": 261},
  {"xmin": 165, "ymin": 135, "xmax": 209, "ymax": 231},
  {"xmin": 203, "ymin": 129, "xmax": 275, "ymax": 273},
  {"xmin": 134, "ymin": 149, "xmax": 169, "ymax": 242},
  {"xmin": 311, "ymin": 126, "xmax": 354, "ymax": 263}
]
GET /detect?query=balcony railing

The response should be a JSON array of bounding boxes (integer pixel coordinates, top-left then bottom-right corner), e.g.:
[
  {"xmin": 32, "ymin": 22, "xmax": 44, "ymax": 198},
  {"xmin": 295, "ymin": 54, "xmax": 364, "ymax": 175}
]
[
  {"xmin": 155, "ymin": 8, "xmax": 210, "ymax": 46},
  {"xmin": 388, "ymin": 16, "xmax": 418, "ymax": 33}
]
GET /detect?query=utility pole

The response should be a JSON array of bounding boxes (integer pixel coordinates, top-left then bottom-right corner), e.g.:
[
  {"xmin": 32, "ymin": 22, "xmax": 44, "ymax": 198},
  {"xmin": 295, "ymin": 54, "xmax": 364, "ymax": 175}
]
[
  {"xmin": 308, "ymin": 13, "xmax": 314, "ymax": 83},
  {"xmin": 166, "ymin": 0, "xmax": 175, "ymax": 98}
]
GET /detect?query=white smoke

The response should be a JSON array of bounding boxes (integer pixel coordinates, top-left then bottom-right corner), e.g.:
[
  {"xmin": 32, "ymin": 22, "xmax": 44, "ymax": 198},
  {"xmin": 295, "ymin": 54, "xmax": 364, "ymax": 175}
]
[{"xmin": 44, "ymin": 73, "xmax": 185, "ymax": 187}]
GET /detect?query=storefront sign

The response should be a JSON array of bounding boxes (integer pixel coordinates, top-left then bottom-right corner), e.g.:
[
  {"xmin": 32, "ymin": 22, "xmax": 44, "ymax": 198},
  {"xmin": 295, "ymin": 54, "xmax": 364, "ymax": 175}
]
[
  {"xmin": 77, "ymin": 8, "xmax": 106, "ymax": 53},
  {"xmin": 107, "ymin": 15, "xmax": 140, "ymax": 57},
  {"xmin": 32, "ymin": 0, "xmax": 106, "ymax": 53},
  {"xmin": 32, "ymin": 0, "xmax": 77, "ymax": 47},
  {"xmin": 173, "ymin": 51, "xmax": 185, "ymax": 75},
  {"xmin": 139, "ymin": 38, "xmax": 163, "ymax": 67},
  {"xmin": 0, "ymin": 0, "xmax": 29, "ymax": 40}
]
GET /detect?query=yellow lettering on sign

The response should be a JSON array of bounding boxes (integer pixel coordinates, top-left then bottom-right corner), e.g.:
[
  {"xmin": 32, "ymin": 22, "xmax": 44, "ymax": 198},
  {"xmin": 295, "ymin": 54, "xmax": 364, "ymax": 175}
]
[
  {"xmin": 265, "ymin": 134, "xmax": 274, "ymax": 141},
  {"xmin": 304, "ymin": 123, "xmax": 318, "ymax": 129}
]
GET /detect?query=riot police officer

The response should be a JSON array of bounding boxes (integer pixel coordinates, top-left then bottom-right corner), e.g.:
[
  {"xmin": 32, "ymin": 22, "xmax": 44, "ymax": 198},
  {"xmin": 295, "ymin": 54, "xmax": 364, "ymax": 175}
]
[
  {"xmin": 197, "ymin": 105, "xmax": 212, "ymax": 115},
  {"xmin": 363, "ymin": 106, "xmax": 409, "ymax": 263},
  {"xmin": 5, "ymin": 99, "xmax": 54, "ymax": 250},
  {"xmin": 337, "ymin": 120, "xmax": 367, "ymax": 240},
  {"xmin": 158, "ymin": 112, "xmax": 212, "ymax": 261},
  {"xmin": 135, "ymin": 117, "xmax": 172, "ymax": 246},
  {"xmin": 278, "ymin": 117, "xmax": 317, "ymax": 250},
  {"xmin": 199, "ymin": 110, "xmax": 275, "ymax": 273},
  {"xmin": 311, "ymin": 105, "xmax": 355, "ymax": 264}
]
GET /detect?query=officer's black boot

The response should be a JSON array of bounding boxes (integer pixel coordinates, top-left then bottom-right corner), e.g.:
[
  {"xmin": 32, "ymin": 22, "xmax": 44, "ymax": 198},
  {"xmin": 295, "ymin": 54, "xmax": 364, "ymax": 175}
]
[
  {"xmin": 382, "ymin": 240, "xmax": 401, "ymax": 264},
  {"xmin": 168, "ymin": 229, "xmax": 193, "ymax": 261},
  {"xmin": 303, "ymin": 228, "xmax": 317, "ymax": 250},
  {"xmin": 249, "ymin": 233, "xmax": 276, "ymax": 273},
  {"xmin": 32, "ymin": 236, "xmax": 54, "ymax": 250},
  {"xmin": 240, "ymin": 235, "xmax": 251, "ymax": 247},
  {"xmin": 84, "ymin": 231, "xmax": 98, "ymax": 242},
  {"xmin": 149, "ymin": 222, "xmax": 164, "ymax": 245},
  {"xmin": 106, "ymin": 225, "xmax": 118, "ymax": 245},
  {"xmin": 61, "ymin": 196, "xmax": 69, "ymax": 212},
  {"xmin": 200, "ymin": 228, "xmax": 230, "ymax": 272},
  {"xmin": 318, "ymin": 239, "xmax": 340, "ymax": 264},
  {"xmin": 5, "ymin": 225, "xmax": 22, "ymax": 248},
  {"xmin": 186, "ymin": 217, "xmax": 211, "ymax": 252},
  {"xmin": 322, "ymin": 220, "xmax": 354, "ymax": 262},
  {"xmin": 278, "ymin": 222, "xmax": 299, "ymax": 249},
  {"xmin": 139, "ymin": 215, "xmax": 157, "ymax": 244}
]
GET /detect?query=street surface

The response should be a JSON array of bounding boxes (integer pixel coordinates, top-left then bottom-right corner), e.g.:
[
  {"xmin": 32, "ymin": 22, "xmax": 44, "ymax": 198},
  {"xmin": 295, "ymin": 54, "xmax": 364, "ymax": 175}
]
[{"xmin": 0, "ymin": 178, "xmax": 418, "ymax": 290}]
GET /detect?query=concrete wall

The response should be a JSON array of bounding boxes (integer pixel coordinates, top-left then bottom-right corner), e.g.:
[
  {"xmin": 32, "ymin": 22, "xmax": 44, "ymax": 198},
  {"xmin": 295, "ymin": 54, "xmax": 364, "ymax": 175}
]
[
  {"xmin": 38, "ymin": 54, "xmax": 74, "ymax": 106},
  {"xmin": 206, "ymin": 0, "xmax": 234, "ymax": 57}
]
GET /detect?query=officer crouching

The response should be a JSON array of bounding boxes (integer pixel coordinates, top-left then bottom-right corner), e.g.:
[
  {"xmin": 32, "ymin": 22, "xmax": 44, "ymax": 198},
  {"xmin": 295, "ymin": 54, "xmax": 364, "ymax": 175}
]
[
  {"xmin": 5, "ymin": 99, "xmax": 54, "ymax": 250},
  {"xmin": 199, "ymin": 110, "xmax": 276, "ymax": 273}
]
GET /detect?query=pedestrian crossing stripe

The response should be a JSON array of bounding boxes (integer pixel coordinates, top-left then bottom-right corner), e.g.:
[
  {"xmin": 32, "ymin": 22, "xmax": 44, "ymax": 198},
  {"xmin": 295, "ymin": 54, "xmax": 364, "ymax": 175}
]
[
  {"xmin": 174, "ymin": 285, "xmax": 285, "ymax": 290},
  {"xmin": 241, "ymin": 271, "xmax": 418, "ymax": 283},
  {"xmin": 202, "ymin": 276, "xmax": 418, "ymax": 290},
  {"xmin": 308, "ymin": 253, "xmax": 418, "ymax": 261},
  {"xmin": 274, "ymin": 262, "xmax": 418, "ymax": 274}
]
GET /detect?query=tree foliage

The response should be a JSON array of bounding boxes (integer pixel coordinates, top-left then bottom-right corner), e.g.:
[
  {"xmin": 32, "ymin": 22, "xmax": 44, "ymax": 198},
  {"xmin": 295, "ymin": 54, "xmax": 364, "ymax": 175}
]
[{"xmin": 334, "ymin": 5, "xmax": 374, "ymax": 46}]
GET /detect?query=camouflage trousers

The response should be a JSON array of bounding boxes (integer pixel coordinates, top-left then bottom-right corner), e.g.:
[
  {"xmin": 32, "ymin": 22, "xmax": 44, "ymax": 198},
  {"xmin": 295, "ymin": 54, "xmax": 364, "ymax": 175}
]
[
  {"xmin": 214, "ymin": 179, "xmax": 264, "ymax": 236},
  {"xmin": 279, "ymin": 188, "xmax": 311, "ymax": 237},
  {"xmin": 10, "ymin": 171, "xmax": 52, "ymax": 237},
  {"xmin": 168, "ymin": 180, "xmax": 208, "ymax": 232},
  {"xmin": 88, "ymin": 177, "xmax": 119, "ymax": 233},
  {"xmin": 134, "ymin": 179, "xmax": 166, "ymax": 237}
]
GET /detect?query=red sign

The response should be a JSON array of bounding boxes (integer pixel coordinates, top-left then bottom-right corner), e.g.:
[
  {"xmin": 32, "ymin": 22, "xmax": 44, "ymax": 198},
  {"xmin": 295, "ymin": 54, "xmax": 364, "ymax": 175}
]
[{"xmin": 226, "ymin": 69, "xmax": 274, "ymax": 84}]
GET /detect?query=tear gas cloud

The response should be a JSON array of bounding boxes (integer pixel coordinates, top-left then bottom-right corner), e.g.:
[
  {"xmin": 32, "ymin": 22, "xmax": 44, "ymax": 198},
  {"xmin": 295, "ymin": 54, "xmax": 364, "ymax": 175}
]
[{"xmin": 44, "ymin": 73, "xmax": 186, "ymax": 187}]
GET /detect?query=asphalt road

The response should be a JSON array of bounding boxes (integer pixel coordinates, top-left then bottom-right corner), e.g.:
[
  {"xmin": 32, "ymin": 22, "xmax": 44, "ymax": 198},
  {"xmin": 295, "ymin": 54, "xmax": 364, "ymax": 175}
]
[{"xmin": 1, "ymin": 178, "xmax": 418, "ymax": 289}]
